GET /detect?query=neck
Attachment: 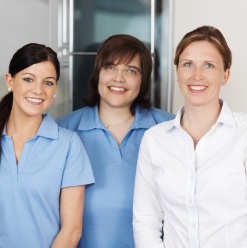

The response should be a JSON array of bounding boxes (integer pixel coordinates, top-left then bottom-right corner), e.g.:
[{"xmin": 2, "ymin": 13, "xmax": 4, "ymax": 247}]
[
  {"xmin": 7, "ymin": 111, "xmax": 42, "ymax": 138},
  {"xmin": 183, "ymin": 100, "xmax": 222, "ymax": 123},
  {"xmin": 181, "ymin": 100, "xmax": 222, "ymax": 143},
  {"xmin": 98, "ymin": 103, "xmax": 133, "ymax": 123}
]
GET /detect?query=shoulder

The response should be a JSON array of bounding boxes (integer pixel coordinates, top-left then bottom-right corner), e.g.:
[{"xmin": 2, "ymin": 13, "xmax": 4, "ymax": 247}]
[
  {"xmin": 144, "ymin": 114, "xmax": 175, "ymax": 138},
  {"xmin": 56, "ymin": 107, "xmax": 88, "ymax": 129},
  {"xmin": 233, "ymin": 111, "xmax": 247, "ymax": 126},
  {"xmin": 57, "ymin": 126, "xmax": 82, "ymax": 143},
  {"xmin": 222, "ymin": 101, "xmax": 247, "ymax": 128},
  {"xmin": 149, "ymin": 107, "xmax": 175, "ymax": 123}
]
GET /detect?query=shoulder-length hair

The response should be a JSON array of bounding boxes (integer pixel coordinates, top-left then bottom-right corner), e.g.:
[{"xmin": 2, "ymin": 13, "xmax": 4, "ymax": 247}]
[{"xmin": 83, "ymin": 34, "xmax": 153, "ymax": 114}]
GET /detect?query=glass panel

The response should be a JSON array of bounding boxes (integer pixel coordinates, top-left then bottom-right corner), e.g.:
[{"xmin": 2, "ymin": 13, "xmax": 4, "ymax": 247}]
[
  {"xmin": 74, "ymin": 0, "xmax": 151, "ymax": 52},
  {"xmin": 73, "ymin": 53, "xmax": 98, "ymax": 110},
  {"xmin": 71, "ymin": 0, "xmax": 171, "ymax": 111}
]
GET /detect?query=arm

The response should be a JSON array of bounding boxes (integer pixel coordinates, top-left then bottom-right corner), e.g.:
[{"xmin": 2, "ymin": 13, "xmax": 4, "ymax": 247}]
[
  {"xmin": 133, "ymin": 134, "xmax": 164, "ymax": 248},
  {"xmin": 52, "ymin": 185, "xmax": 85, "ymax": 248}
]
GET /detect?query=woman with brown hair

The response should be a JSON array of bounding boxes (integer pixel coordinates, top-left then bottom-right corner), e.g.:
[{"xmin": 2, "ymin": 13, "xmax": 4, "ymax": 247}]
[
  {"xmin": 133, "ymin": 26, "xmax": 247, "ymax": 247},
  {"xmin": 57, "ymin": 34, "xmax": 174, "ymax": 248}
]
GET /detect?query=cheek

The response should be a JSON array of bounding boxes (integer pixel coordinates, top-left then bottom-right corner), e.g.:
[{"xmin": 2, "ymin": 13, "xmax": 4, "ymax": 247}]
[
  {"xmin": 97, "ymin": 80, "xmax": 105, "ymax": 98},
  {"xmin": 177, "ymin": 76, "xmax": 184, "ymax": 86},
  {"xmin": 132, "ymin": 80, "xmax": 141, "ymax": 96},
  {"xmin": 98, "ymin": 73, "xmax": 108, "ymax": 90}
]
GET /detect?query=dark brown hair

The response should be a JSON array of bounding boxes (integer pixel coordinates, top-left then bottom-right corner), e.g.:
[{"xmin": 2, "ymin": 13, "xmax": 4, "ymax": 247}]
[
  {"xmin": 174, "ymin": 25, "xmax": 232, "ymax": 71},
  {"xmin": 83, "ymin": 34, "xmax": 153, "ymax": 114},
  {"xmin": 0, "ymin": 43, "xmax": 60, "ymax": 153}
]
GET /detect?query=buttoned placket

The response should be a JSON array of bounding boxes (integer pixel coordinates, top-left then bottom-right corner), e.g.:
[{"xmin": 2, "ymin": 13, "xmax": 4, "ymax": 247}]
[
  {"xmin": 185, "ymin": 134, "xmax": 200, "ymax": 248},
  {"xmin": 4, "ymin": 136, "xmax": 18, "ymax": 180},
  {"xmin": 102, "ymin": 122, "xmax": 134, "ymax": 162},
  {"xmin": 4, "ymin": 135, "xmax": 37, "ymax": 181},
  {"xmin": 103, "ymin": 128, "xmax": 133, "ymax": 164},
  {"xmin": 184, "ymin": 124, "xmax": 216, "ymax": 248}
]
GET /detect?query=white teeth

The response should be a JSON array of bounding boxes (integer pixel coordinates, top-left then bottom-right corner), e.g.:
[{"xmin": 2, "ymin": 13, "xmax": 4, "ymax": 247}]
[
  {"xmin": 190, "ymin": 85, "xmax": 206, "ymax": 91},
  {"xmin": 110, "ymin": 86, "xmax": 125, "ymax": 92},
  {"xmin": 26, "ymin": 97, "xmax": 43, "ymax": 103}
]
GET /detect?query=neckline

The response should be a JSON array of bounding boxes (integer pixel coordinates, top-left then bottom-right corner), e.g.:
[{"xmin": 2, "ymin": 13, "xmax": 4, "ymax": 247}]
[{"xmin": 100, "ymin": 114, "xmax": 133, "ymax": 129}]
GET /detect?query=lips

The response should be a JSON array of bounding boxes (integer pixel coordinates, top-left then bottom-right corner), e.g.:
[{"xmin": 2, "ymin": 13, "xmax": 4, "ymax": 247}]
[
  {"xmin": 25, "ymin": 97, "xmax": 44, "ymax": 103},
  {"xmin": 189, "ymin": 85, "xmax": 207, "ymax": 91},
  {"xmin": 109, "ymin": 86, "xmax": 126, "ymax": 92}
]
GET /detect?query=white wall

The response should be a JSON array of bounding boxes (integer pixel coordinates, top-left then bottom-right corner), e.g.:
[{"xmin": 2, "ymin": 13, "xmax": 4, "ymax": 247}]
[
  {"xmin": 172, "ymin": 0, "xmax": 247, "ymax": 114},
  {"xmin": 2, "ymin": 0, "xmax": 247, "ymax": 117},
  {"xmin": 0, "ymin": 0, "xmax": 51, "ymax": 98},
  {"xmin": 0, "ymin": 0, "xmax": 59, "ymax": 109}
]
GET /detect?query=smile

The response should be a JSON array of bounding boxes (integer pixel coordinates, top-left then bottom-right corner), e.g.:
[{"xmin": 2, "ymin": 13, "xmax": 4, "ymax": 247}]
[
  {"xmin": 109, "ymin": 86, "xmax": 126, "ymax": 92},
  {"xmin": 189, "ymin": 85, "xmax": 207, "ymax": 91},
  {"xmin": 25, "ymin": 97, "xmax": 44, "ymax": 103}
]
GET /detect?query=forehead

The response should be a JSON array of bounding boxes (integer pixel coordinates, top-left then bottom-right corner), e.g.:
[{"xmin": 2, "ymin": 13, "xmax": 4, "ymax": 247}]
[
  {"xmin": 104, "ymin": 51, "xmax": 140, "ymax": 64},
  {"xmin": 114, "ymin": 54, "xmax": 141, "ymax": 66},
  {"xmin": 180, "ymin": 41, "xmax": 223, "ymax": 61},
  {"xmin": 18, "ymin": 61, "xmax": 57, "ymax": 78}
]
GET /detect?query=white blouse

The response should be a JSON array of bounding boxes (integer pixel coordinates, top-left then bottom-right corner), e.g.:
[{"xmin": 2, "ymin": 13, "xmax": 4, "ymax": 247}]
[{"xmin": 133, "ymin": 101, "xmax": 247, "ymax": 248}]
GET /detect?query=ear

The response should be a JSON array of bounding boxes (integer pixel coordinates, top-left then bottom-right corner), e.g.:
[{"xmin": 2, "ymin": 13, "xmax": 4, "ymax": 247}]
[
  {"xmin": 5, "ymin": 73, "xmax": 13, "ymax": 90},
  {"xmin": 176, "ymin": 67, "xmax": 179, "ymax": 83},
  {"xmin": 222, "ymin": 68, "xmax": 230, "ymax": 86}
]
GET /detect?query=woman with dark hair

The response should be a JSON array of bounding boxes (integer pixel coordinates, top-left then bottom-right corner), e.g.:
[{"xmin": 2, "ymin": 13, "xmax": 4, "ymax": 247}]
[
  {"xmin": 133, "ymin": 26, "xmax": 247, "ymax": 247},
  {"xmin": 57, "ymin": 34, "xmax": 174, "ymax": 248},
  {"xmin": 0, "ymin": 43, "xmax": 94, "ymax": 248}
]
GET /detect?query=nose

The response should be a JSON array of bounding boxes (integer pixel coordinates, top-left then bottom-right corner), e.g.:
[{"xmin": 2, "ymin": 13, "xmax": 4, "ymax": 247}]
[
  {"xmin": 113, "ymin": 69, "xmax": 124, "ymax": 83},
  {"xmin": 193, "ymin": 67, "xmax": 203, "ymax": 80},
  {"xmin": 31, "ymin": 82, "xmax": 43, "ymax": 95}
]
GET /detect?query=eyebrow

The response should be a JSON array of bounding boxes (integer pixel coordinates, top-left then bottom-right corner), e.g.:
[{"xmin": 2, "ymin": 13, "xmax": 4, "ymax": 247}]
[
  {"xmin": 179, "ymin": 59, "xmax": 191, "ymax": 62},
  {"xmin": 111, "ymin": 64, "xmax": 142, "ymax": 73},
  {"xmin": 179, "ymin": 59, "xmax": 219, "ymax": 65},
  {"xmin": 22, "ymin": 73, "xmax": 56, "ymax": 80}
]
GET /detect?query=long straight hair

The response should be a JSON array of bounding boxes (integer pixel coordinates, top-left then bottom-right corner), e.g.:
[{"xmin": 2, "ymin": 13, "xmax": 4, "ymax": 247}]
[{"xmin": 0, "ymin": 43, "xmax": 60, "ymax": 154}]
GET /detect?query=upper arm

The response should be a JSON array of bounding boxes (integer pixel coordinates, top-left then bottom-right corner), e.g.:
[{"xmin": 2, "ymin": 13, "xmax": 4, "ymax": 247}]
[
  {"xmin": 133, "ymin": 134, "xmax": 164, "ymax": 248},
  {"xmin": 60, "ymin": 186, "xmax": 85, "ymax": 231}
]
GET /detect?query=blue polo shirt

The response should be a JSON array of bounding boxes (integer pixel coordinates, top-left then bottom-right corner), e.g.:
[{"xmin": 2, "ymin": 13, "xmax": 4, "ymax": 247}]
[
  {"xmin": 0, "ymin": 114, "xmax": 94, "ymax": 248},
  {"xmin": 57, "ymin": 106, "xmax": 174, "ymax": 248}
]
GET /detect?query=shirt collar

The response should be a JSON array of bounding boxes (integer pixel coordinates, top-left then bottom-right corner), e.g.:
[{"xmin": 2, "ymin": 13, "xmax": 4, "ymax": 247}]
[
  {"xmin": 170, "ymin": 100, "xmax": 237, "ymax": 131},
  {"xmin": 217, "ymin": 101, "xmax": 237, "ymax": 128},
  {"xmin": 78, "ymin": 105, "xmax": 103, "ymax": 130},
  {"xmin": 37, "ymin": 114, "xmax": 59, "ymax": 139},
  {"xmin": 2, "ymin": 114, "xmax": 59, "ymax": 139},
  {"xmin": 77, "ymin": 105, "xmax": 157, "ymax": 131}
]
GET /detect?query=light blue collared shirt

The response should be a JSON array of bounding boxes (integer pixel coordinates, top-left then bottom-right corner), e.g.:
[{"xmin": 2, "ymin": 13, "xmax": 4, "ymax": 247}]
[
  {"xmin": 0, "ymin": 114, "xmax": 94, "ymax": 248},
  {"xmin": 57, "ymin": 105, "xmax": 174, "ymax": 248}
]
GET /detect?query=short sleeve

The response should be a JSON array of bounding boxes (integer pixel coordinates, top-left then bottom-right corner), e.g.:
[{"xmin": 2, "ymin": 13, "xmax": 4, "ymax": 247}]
[{"xmin": 61, "ymin": 132, "xmax": 94, "ymax": 188}]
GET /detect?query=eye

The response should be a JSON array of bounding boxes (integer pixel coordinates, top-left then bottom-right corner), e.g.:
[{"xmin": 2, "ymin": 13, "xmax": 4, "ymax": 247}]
[
  {"xmin": 44, "ymin": 81, "xmax": 55, "ymax": 86},
  {"xmin": 125, "ymin": 68, "xmax": 139, "ymax": 75},
  {"xmin": 184, "ymin": 62, "xmax": 193, "ymax": 68},
  {"xmin": 23, "ymin": 77, "xmax": 33, "ymax": 83},
  {"xmin": 103, "ymin": 65, "xmax": 116, "ymax": 71},
  {"xmin": 204, "ymin": 63, "xmax": 214, "ymax": 69}
]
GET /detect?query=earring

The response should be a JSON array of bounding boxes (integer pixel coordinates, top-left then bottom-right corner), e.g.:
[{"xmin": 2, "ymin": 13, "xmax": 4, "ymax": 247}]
[
  {"xmin": 8, "ymin": 88, "xmax": 11, "ymax": 91},
  {"xmin": 53, "ymin": 94, "xmax": 56, "ymax": 98}
]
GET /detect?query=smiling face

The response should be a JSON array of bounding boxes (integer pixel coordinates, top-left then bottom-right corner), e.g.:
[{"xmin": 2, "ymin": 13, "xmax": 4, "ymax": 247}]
[
  {"xmin": 98, "ymin": 55, "xmax": 142, "ymax": 110},
  {"xmin": 6, "ymin": 61, "xmax": 57, "ymax": 118},
  {"xmin": 176, "ymin": 40, "xmax": 230, "ymax": 107}
]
